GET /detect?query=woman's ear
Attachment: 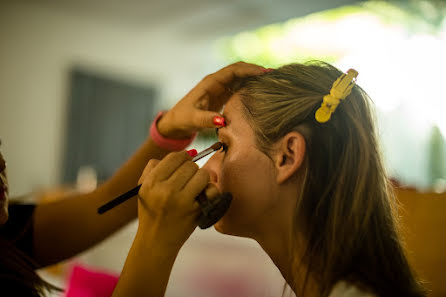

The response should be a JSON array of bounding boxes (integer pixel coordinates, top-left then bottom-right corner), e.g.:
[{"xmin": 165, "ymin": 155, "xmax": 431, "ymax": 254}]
[{"xmin": 273, "ymin": 132, "xmax": 306, "ymax": 184}]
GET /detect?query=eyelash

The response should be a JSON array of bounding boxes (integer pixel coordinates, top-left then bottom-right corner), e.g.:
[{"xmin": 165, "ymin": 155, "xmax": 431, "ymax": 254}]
[
  {"xmin": 215, "ymin": 128, "xmax": 228, "ymax": 153},
  {"xmin": 220, "ymin": 142, "xmax": 228, "ymax": 153}
]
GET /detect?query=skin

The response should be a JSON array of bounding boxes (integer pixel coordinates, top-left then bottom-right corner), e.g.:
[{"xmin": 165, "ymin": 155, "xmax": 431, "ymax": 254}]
[
  {"xmin": 1, "ymin": 62, "xmax": 268, "ymax": 295},
  {"xmin": 2, "ymin": 61, "xmax": 322, "ymax": 296},
  {"xmin": 117, "ymin": 89, "xmax": 319, "ymax": 296},
  {"xmin": 204, "ymin": 95, "xmax": 286, "ymax": 238},
  {"xmin": 203, "ymin": 94, "xmax": 311, "ymax": 294},
  {"xmin": 105, "ymin": 62, "xmax": 271, "ymax": 297},
  {"xmin": 30, "ymin": 63, "xmax": 266, "ymax": 267}
]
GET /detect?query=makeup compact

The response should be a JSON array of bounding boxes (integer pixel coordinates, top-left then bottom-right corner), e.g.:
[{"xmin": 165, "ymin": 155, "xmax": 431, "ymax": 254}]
[{"xmin": 97, "ymin": 142, "xmax": 232, "ymax": 229}]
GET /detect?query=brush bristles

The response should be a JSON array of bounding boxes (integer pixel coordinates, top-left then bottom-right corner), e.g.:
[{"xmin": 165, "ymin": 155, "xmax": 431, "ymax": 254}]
[
  {"xmin": 210, "ymin": 142, "xmax": 222, "ymax": 151},
  {"xmin": 191, "ymin": 142, "xmax": 222, "ymax": 162}
]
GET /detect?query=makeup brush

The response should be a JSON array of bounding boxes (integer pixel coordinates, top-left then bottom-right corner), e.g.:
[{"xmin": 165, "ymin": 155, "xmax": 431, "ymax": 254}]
[
  {"xmin": 97, "ymin": 142, "xmax": 223, "ymax": 214},
  {"xmin": 191, "ymin": 142, "xmax": 222, "ymax": 162}
]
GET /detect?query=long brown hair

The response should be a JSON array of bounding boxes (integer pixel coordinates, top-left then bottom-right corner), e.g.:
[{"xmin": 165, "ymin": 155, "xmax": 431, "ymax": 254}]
[
  {"xmin": 233, "ymin": 61, "xmax": 425, "ymax": 297},
  {"xmin": 0, "ymin": 238, "xmax": 60, "ymax": 296}
]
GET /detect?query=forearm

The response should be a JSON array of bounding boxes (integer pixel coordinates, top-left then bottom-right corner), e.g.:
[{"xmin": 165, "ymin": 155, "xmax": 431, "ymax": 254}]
[
  {"xmin": 99, "ymin": 137, "xmax": 170, "ymax": 203},
  {"xmin": 112, "ymin": 227, "xmax": 182, "ymax": 297},
  {"xmin": 33, "ymin": 137, "xmax": 171, "ymax": 266}
]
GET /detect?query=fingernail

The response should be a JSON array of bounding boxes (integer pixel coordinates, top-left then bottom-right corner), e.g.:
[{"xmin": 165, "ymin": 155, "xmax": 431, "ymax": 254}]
[
  {"xmin": 187, "ymin": 149, "xmax": 198, "ymax": 157},
  {"xmin": 262, "ymin": 68, "xmax": 274, "ymax": 73},
  {"xmin": 213, "ymin": 116, "xmax": 226, "ymax": 127}
]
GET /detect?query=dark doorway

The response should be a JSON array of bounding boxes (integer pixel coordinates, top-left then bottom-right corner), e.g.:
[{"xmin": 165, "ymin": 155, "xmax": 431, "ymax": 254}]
[{"xmin": 63, "ymin": 69, "xmax": 157, "ymax": 184}]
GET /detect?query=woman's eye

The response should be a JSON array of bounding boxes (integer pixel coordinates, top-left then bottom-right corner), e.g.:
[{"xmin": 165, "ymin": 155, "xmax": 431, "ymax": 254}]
[
  {"xmin": 215, "ymin": 129, "xmax": 228, "ymax": 153},
  {"xmin": 220, "ymin": 142, "xmax": 228, "ymax": 153}
]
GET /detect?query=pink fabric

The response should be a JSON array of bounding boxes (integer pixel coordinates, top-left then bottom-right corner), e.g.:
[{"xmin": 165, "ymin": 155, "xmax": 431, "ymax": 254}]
[
  {"xmin": 64, "ymin": 263, "xmax": 119, "ymax": 297},
  {"xmin": 150, "ymin": 111, "xmax": 197, "ymax": 151}
]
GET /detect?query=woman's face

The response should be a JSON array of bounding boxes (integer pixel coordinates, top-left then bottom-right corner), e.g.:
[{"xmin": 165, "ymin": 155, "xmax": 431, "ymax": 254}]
[
  {"xmin": 203, "ymin": 94, "xmax": 279, "ymax": 238},
  {"xmin": 0, "ymin": 139, "xmax": 9, "ymax": 226}
]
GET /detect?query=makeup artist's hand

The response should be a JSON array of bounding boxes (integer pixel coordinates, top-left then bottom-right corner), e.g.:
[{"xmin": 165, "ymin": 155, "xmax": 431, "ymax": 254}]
[
  {"xmin": 136, "ymin": 151, "xmax": 210, "ymax": 246},
  {"xmin": 157, "ymin": 62, "xmax": 269, "ymax": 139},
  {"xmin": 113, "ymin": 151, "xmax": 222, "ymax": 297}
]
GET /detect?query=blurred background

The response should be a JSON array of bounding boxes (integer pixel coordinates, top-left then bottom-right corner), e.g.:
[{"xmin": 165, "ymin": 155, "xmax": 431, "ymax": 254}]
[{"xmin": 1, "ymin": 0, "xmax": 446, "ymax": 296}]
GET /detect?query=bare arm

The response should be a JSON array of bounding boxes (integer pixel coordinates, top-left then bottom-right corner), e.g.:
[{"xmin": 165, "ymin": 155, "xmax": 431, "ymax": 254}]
[
  {"xmin": 111, "ymin": 224, "xmax": 185, "ymax": 297},
  {"xmin": 112, "ymin": 63, "xmax": 268, "ymax": 296},
  {"xmin": 33, "ymin": 138, "xmax": 170, "ymax": 267},
  {"xmin": 112, "ymin": 152, "xmax": 206, "ymax": 297}
]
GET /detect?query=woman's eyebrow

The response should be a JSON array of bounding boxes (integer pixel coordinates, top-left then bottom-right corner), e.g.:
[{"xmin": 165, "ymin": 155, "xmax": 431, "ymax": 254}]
[
  {"xmin": 215, "ymin": 127, "xmax": 226, "ymax": 137},
  {"xmin": 222, "ymin": 111, "xmax": 230, "ymax": 126},
  {"xmin": 216, "ymin": 126, "xmax": 228, "ymax": 137},
  {"xmin": 215, "ymin": 113, "xmax": 230, "ymax": 136},
  {"xmin": 215, "ymin": 126, "xmax": 233, "ymax": 143}
]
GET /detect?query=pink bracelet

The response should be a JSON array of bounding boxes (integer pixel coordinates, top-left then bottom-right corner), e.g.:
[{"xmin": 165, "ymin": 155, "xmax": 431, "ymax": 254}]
[{"xmin": 150, "ymin": 111, "xmax": 197, "ymax": 151}]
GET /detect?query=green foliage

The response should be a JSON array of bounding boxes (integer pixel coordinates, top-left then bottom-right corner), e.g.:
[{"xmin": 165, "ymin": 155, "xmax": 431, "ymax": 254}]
[{"xmin": 217, "ymin": 0, "xmax": 446, "ymax": 66}]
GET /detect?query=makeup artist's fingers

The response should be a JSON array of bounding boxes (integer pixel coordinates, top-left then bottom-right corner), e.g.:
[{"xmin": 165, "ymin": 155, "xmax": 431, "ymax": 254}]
[
  {"xmin": 166, "ymin": 160, "xmax": 199, "ymax": 190},
  {"xmin": 156, "ymin": 62, "xmax": 267, "ymax": 138},
  {"xmin": 138, "ymin": 159, "xmax": 160, "ymax": 185},
  {"xmin": 181, "ymin": 169, "xmax": 210, "ymax": 204},
  {"xmin": 148, "ymin": 151, "xmax": 191, "ymax": 182},
  {"xmin": 195, "ymin": 62, "xmax": 267, "ymax": 96},
  {"xmin": 192, "ymin": 110, "xmax": 224, "ymax": 129},
  {"xmin": 164, "ymin": 63, "xmax": 264, "ymax": 131},
  {"xmin": 214, "ymin": 61, "xmax": 268, "ymax": 83},
  {"xmin": 187, "ymin": 62, "xmax": 266, "ymax": 106}
]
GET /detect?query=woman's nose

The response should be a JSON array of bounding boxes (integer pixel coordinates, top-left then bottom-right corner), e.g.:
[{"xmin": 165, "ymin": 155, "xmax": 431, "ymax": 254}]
[{"xmin": 203, "ymin": 152, "xmax": 221, "ymax": 184}]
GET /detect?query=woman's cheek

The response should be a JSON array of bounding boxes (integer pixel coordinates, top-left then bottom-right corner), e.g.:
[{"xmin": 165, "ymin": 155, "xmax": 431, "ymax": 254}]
[
  {"xmin": 220, "ymin": 153, "xmax": 250, "ymax": 202},
  {"xmin": 217, "ymin": 156, "xmax": 260, "ymax": 227}
]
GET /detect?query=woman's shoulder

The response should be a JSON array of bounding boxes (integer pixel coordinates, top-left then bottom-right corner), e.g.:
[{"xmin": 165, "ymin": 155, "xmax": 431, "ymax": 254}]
[{"xmin": 329, "ymin": 281, "xmax": 377, "ymax": 297}]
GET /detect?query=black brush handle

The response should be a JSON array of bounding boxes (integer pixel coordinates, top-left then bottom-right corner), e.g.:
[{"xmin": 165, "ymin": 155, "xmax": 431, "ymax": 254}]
[
  {"xmin": 97, "ymin": 185, "xmax": 141, "ymax": 214},
  {"xmin": 97, "ymin": 142, "xmax": 222, "ymax": 214}
]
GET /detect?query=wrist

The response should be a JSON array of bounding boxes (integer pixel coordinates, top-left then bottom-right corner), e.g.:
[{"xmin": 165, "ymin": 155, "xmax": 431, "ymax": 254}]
[
  {"xmin": 157, "ymin": 111, "xmax": 195, "ymax": 139},
  {"xmin": 150, "ymin": 111, "xmax": 197, "ymax": 151},
  {"xmin": 135, "ymin": 219, "xmax": 193, "ymax": 250}
]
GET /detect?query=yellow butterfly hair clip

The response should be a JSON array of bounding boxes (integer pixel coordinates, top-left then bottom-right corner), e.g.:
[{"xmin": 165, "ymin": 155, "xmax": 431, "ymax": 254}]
[{"xmin": 315, "ymin": 69, "xmax": 358, "ymax": 123}]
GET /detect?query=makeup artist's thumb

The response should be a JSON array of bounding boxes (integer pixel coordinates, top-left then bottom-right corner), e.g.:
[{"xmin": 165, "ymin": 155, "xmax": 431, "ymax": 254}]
[
  {"xmin": 194, "ymin": 111, "xmax": 225, "ymax": 128},
  {"xmin": 205, "ymin": 184, "xmax": 221, "ymax": 201}
]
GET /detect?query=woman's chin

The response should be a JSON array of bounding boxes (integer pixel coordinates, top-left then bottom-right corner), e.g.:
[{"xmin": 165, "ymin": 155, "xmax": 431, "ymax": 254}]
[
  {"xmin": 213, "ymin": 220, "xmax": 226, "ymax": 233},
  {"xmin": 214, "ymin": 218, "xmax": 249, "ymax": 238},
  {"xmin": 214, "ymin": 219, "xmax": 236, "ymax": 236}
]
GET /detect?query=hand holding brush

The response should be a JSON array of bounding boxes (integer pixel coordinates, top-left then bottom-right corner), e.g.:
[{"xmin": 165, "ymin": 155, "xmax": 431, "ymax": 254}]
[{"xmin": 98, "ymin": 142, "xmax": 232, "ymax": 229}]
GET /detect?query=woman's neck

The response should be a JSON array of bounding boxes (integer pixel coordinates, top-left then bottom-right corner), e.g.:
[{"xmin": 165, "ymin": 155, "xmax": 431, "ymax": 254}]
[
  {"xmin": 256, "ymin": 231, "xmax": 320, "ymax": 297},
  {"xmin": 252, "ymin": 190, "xmax": 320, "ymax": 297}
]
